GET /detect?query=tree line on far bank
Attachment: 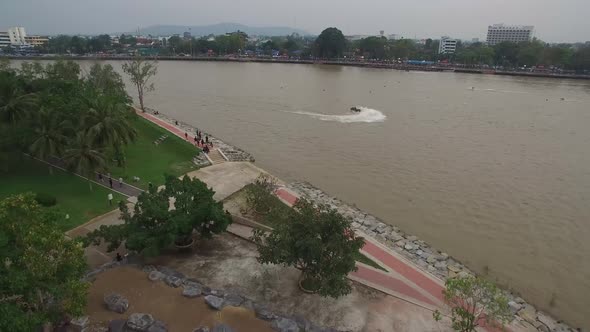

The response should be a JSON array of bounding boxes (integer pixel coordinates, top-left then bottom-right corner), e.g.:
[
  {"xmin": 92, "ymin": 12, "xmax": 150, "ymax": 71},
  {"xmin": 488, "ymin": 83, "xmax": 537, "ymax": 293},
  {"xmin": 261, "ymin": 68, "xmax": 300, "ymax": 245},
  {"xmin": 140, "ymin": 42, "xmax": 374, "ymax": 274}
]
[{"xmin": 9, "ymin": 27, "xmax": 589, "ymax": 72}]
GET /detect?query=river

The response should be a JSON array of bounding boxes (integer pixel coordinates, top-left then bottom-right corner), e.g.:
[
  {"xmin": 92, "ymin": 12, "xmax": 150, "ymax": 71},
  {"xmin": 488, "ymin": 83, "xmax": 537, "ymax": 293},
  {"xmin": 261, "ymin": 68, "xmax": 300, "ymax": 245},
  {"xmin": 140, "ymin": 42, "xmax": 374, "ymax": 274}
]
[{"xmin": 20, "ymin": 60, "xmax": 590, "ymax": 327}]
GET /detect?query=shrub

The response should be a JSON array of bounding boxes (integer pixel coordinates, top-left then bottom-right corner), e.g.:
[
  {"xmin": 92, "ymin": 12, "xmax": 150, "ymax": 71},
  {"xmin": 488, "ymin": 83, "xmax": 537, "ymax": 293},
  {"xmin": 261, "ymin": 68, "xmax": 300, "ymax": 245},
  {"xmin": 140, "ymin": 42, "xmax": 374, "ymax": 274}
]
[{"xmin": 34, "ymin": 192, "xmax": 57, "ymax": 207}]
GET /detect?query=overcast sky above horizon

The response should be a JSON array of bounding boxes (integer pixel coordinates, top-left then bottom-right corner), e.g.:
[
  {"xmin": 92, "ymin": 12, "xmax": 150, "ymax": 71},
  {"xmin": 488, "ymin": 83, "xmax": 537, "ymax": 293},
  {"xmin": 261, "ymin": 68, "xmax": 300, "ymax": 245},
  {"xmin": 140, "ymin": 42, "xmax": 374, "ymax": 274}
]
[{"xmin": 1, "ymin": 0, "xmax": 588, "ymax": 42}]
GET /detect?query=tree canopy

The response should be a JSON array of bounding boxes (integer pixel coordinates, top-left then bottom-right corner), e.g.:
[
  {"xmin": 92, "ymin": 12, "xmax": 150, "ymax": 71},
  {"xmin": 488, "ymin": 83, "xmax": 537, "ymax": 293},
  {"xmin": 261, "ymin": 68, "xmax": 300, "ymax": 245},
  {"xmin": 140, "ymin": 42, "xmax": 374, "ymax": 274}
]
[
  {"xmin": 314, "ymin": 28, "xmax": 347, "ymax": 59},
  {"xmin": 84, "ymin": 175, "xmax": 232, "ymax": 257},
  {"xmin": 435, "ymin": 276, "xmax": 512, "ymax": 332},
  {"xmin": 252, "ymin": 198, "xmax": 364, "ymax": 298},
  {"xmin": 0, "ymin": 59, "xmax": 136, "ymax": 183},
  {"xmin": 0, "ymin": 194, "xmax": 88, "ymax": 331}
]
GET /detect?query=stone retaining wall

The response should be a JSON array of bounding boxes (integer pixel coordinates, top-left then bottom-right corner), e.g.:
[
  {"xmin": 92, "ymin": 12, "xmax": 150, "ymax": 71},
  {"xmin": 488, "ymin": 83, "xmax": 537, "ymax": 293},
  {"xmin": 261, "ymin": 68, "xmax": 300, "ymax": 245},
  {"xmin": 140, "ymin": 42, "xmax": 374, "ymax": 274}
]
[{"xmin": 287, "ymin": 181, "xmax": 577, "ymax": 332}]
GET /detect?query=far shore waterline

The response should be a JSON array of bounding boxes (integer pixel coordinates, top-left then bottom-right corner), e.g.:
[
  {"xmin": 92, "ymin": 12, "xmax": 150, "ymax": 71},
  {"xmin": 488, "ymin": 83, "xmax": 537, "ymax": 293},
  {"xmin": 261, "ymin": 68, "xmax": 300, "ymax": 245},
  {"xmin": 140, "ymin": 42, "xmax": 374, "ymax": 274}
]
[{"xmin": 4, "ymin": 54, "xmax": 590, "ymax": 80}]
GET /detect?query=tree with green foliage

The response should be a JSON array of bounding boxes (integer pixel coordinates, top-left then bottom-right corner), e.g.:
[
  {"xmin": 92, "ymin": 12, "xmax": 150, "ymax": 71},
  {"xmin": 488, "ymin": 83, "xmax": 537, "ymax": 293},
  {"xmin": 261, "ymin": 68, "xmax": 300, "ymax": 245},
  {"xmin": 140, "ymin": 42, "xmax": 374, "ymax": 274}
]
[
  {"xmin": 359, "ymin": 36, "xmax": 389, "ymax": 60},
  {"xmin": 29, "ymin": 107, "xmax": 71, "ymax": 174},
  {"xmin": 252, "ymin": 198, "xmax": 365, "ymax": 298},
  {"xmin": 122, "ymin": 56, "xmax": 157, "ymax": 112},
  {"xmin": 85, "ymin": 175, "xmax": 232, "ymax": 256},
  {"xmin": 434, "ymin": 276, "xmax": 512, "ymax": 332},
  {"xmin": 245, "ymin": 173, "xmax": 278, "ymax": 214},
  {"xmin": 86, "ymin": 64, "xmax": 130, "ymax": 104},
  {"xmin": 83, "ymin": 95, "xmax": 137, "ymax": 165},
  {"xmin": 0, "ymin": 74, "xmax": 37, "ymax": 125},
  {"xmin": 63, "ymin": 132, "xmax": 106, "ymax": 190},
  {"xmin": 314, "ymin": 27, "xmax": 347, "ymax": 59},
  {"xmin": 0, "ymin": 194, "xmax": 88, "ymax": 331}
]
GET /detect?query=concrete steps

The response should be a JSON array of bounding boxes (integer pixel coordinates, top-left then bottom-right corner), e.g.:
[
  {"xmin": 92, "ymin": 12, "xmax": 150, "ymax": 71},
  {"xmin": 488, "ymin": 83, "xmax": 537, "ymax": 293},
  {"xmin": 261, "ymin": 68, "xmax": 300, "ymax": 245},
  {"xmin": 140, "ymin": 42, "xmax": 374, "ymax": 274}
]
[{"xmin": 207, "ymin": 149, "xmax": 227, "ymax": 164}]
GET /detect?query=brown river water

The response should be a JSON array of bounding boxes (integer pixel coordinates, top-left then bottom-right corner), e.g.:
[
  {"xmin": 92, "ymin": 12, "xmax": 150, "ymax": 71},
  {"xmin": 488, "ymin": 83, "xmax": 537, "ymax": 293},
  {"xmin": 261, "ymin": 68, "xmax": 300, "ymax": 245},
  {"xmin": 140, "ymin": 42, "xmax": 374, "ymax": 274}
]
[{"xmin": 19, "ymin": 60, "xmax": 590, "ymax": 327}]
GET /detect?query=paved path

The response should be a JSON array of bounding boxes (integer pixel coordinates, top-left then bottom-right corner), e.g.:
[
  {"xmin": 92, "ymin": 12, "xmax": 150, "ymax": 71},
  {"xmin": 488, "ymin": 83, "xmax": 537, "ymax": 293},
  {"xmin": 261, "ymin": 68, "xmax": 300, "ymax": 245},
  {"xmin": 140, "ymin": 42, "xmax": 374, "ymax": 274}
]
[
  {"xmin": 137, "ymin": 110, "xmax": 227, "ymax": 165},
  {"xmin": 33, "ymin": 155, "xmax": 143, "ymax": 197},
  {"xmin": 275, "ymin": 187, "xmax": 447, "ymax": 311}
]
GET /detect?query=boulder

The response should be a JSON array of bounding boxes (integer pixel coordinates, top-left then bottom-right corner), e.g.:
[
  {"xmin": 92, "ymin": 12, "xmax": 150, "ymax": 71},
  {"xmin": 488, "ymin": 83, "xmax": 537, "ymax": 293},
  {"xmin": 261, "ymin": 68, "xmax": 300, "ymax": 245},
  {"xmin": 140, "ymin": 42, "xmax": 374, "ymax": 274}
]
[
  {"xmin": 439, "ymin": 253, "xmax": 449, "ymax": 260},
  {"xmin": 394, "ymin": 240, "xmax": 405, "ymax": 247},
  {"xmin": 254, "ymin": 305, "xmax": 276, "ymax": 321},
  {"xmin": 212, "ymin": 324, "xmax": 235, "ymax": 332},
  {"xmin": 164, "ymin": 275, "xmax": 183, "ymax": 288},
  {"xmin": 108, "ymin": 319, "xmax": 127, "ymax": 332},
  {"xmin": 147, "ymin": 320, "xmax": 168, "ymax": 332},
  {"xmin": 204, "ymin": 289, "xmax": 224, "ymax": 297},
  {"xmin": 389, "ymin": 231, "xmax": 403, "ymax": 241},
  {"xmin": 271, "ymin": 317, "xmax": 300, "ymax": 332},
  {"xmin": 104, "ymin": 293, "xmax": 129, "ymax": 314},
  {"xmin": 126, "ymin": 313, "xmax": 155, "ymax": 331},
  {"xmin": 426, "ymin": 256, "xmax": 437, "ymax": 264},
  {"xmin": 204, "ymin": 295, "xmax": 224, "ymax": 310},
  {"xmin": 254, "ymin": 305, "xmax": 276, "ymax": 320},
  {"xmin": 434, "ymin": 261, "xmax": 447, "ymax": 270},
  {"xmin": 406, "ymin": 235, "xmax": 417, "ymax": 241},
  {"xmin": 142, "ymin": 265, "xmax": 156, "ymax": 273},
  {"xmin": 536, "ymin": 311, "xmax": 557, "ymax": 331},
  {"xmin": 517, "ymin": 304, "xmax": 537, "ymax": 324},
  {"xmin": 148, "ymin": 271, "xmax": 165, "ymax": 282},
  {"xmin": 223, "ymin": 293, "xmax": 244, "ymax": 307},
  {"xmin": 508, "ymin": 301, "xmax": 522, "ymax": 315},
  {"xmin": 182, "ymin": 286, "xmax": 202, "ymax": 298},
  {"xmin": 157, "ymin": 266, "xmax": 185, "ymax": 279},
  {"xmin": 404, "ymin": 243, "xmax": 414, "ymax": 250},
  {"xmin": 447, "ymin": 265, "xmax": 462, "ymax": 273},
  {"xmin": 192, "ymin": 327, "xmax": 210, "ymax": 332},
  {"xmin": 69, "ymin": 316, "xmax": 89, "ymax": 332}
]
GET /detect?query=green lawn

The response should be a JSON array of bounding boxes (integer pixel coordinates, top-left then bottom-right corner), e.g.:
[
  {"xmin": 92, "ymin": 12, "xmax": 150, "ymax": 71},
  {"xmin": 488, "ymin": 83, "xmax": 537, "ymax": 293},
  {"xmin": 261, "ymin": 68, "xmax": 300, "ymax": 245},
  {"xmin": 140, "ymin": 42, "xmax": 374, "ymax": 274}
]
[
  {"xmin": 0, "ymin": 157, "xmax": 125, "ymax": 231},
  {"xmin": 356, "ymin": 252, "xmax": 388, "ymax": 272},
  {"xmin": 107, "ymin": 116, "xmax": 199, "ymax": 190}
]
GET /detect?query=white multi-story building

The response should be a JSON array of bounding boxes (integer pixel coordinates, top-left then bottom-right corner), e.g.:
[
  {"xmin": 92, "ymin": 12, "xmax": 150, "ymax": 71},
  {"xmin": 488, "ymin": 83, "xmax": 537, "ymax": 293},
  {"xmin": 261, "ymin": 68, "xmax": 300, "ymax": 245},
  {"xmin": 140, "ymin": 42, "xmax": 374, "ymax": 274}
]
[
  {"xmin": 0, "ymin": 27, "xmax": 48, "ymax": 48},
  {"xmin": 438, "ymin": 36, "xmax": 457, "ymax": 54},
  {"xmin": 486, "ymin": 24, "xmax": 534, "ymax": 45}
]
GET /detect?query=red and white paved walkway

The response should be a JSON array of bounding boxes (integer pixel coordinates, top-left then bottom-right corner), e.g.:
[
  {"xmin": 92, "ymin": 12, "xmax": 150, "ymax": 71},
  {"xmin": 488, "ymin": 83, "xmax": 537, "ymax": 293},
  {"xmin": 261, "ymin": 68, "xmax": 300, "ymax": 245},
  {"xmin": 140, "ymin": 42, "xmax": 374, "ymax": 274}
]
[{"xmin": 275, "ymin": 187, "xmax": 447, "ymax": 311}]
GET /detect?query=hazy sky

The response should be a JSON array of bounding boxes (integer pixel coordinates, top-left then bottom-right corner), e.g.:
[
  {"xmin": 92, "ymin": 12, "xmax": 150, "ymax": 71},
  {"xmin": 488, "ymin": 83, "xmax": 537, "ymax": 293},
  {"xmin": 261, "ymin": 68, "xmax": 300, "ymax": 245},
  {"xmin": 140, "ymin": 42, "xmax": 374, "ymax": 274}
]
[{"xmin": 1, "ymin": 0, "xmax": 588, "ymax": 42}]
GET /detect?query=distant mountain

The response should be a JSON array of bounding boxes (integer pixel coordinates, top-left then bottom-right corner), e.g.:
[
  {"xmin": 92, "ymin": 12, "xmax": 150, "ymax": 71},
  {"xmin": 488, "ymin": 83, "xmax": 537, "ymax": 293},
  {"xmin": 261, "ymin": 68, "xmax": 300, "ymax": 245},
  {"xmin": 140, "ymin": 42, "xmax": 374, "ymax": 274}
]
[{"xmin": 128, "ymin": 23, "xmax": 310, "ymax": 37}]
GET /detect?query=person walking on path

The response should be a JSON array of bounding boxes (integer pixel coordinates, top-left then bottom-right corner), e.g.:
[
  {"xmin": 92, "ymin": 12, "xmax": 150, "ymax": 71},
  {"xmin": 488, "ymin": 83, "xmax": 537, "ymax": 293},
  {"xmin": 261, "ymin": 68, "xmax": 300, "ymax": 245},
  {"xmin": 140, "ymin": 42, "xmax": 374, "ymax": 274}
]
[
  {"xmin": 119, "ymin": 177, "xmax": 123, "ymax": 187},
  {"xmin": 109, "ymin": 177, "xmax": 113, "ymax": 188},
  {"xmin": 108, "ymin": 193, "xmax": 113, "ymax": 206},
  {"xmin": 185, "ymin": 132, "xmax": 188, "ymax": 140},
  {"xmin": 205, "ymin": 135, "xmax": 209, "ymax": 144},
  {"xmin": 98, "ymin": 173, "xmax": 103, "ymax": 182}
]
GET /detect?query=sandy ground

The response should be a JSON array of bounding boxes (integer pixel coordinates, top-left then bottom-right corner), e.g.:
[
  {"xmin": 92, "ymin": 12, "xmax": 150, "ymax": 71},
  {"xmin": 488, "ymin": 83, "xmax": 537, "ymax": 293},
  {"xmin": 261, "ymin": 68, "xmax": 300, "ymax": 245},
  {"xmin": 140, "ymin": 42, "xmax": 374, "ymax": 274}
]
[
  {"xmin": 147, "ymin": 233, "xmax": 451, "ymax": 332},
  {"xmin": 86, "ymin": 267, "xmax": 273, "ymax": 332}
]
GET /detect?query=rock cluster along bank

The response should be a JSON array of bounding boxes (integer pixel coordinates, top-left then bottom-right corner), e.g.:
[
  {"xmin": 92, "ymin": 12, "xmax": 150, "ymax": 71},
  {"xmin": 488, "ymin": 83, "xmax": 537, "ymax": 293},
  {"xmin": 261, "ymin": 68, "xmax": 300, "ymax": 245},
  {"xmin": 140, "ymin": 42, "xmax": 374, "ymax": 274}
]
[
  {"xmin": 287, "ymin": 181, "xmax": 577, "ymax": 332},
  {"xmin": 149, "ymin": 111, "xmax": 255, "ymax": 163},
  {"xmin": 79, "ymin": 260, "xmax": 335, "ymax": 332}
]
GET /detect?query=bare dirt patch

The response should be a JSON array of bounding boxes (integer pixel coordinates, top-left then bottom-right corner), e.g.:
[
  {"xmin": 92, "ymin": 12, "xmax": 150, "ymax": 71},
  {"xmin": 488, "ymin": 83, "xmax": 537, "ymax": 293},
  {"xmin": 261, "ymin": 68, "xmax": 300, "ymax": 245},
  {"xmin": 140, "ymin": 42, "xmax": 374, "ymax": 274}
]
[
  {"xmin": 146, "ymin": 233, "xmax": 448, "ymax": 332},
  {"xmin": 85, "ymin": 266, "xmax": 273, "ymax": 332}
]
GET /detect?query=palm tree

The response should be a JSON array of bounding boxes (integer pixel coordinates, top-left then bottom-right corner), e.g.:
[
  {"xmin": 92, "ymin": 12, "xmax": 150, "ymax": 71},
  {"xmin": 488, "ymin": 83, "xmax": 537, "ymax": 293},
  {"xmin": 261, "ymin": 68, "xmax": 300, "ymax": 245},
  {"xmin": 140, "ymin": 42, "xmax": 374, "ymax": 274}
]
[
  {"xmin": 84, "ymin": 95, "xmax": 137, "ymax": 166},
  {"xmin": 63, "ymin": 132, "xmax": 106, "ymax": 190},
  {"xmin": 29, "ymin": 108, "xmax": 71, "ymax": 174},
  {"xmin": 0, "ymin": 74, "xmax": 37, "ymax": 125}
]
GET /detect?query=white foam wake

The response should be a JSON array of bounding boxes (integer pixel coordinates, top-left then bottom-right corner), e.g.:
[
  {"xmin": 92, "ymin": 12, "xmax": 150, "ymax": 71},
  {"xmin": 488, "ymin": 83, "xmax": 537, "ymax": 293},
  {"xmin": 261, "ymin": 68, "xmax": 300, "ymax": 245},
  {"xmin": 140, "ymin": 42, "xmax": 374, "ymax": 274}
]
[{"xmin": 288, "ymin": 107, "xmax": 386, "ymax": 123}]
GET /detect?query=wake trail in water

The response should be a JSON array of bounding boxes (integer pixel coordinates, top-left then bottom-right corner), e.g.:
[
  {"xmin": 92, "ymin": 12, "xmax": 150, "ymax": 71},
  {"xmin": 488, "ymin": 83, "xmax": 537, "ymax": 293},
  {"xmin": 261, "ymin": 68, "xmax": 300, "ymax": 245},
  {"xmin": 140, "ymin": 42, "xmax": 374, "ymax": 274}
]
[{"xmin": 286, "ymin": 107, "xmax": 386, "ymax": 123}]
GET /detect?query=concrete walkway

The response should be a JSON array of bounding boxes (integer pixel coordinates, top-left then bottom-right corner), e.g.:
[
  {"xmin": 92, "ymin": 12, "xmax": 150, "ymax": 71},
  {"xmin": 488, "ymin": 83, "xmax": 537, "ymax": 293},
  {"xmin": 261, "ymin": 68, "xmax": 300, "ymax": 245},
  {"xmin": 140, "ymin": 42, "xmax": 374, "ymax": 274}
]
[{"xmin": 185, "ymin": 162, "xmax": 279, "ymax": 201}]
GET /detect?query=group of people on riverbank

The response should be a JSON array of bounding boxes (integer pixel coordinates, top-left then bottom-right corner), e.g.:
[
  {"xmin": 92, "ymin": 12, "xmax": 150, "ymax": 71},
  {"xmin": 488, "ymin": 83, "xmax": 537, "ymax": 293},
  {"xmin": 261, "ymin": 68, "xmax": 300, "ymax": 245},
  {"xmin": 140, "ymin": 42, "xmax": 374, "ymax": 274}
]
[{"xmin": 184, "ymin": 129, "xmax": 212, "ymax": 153}]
